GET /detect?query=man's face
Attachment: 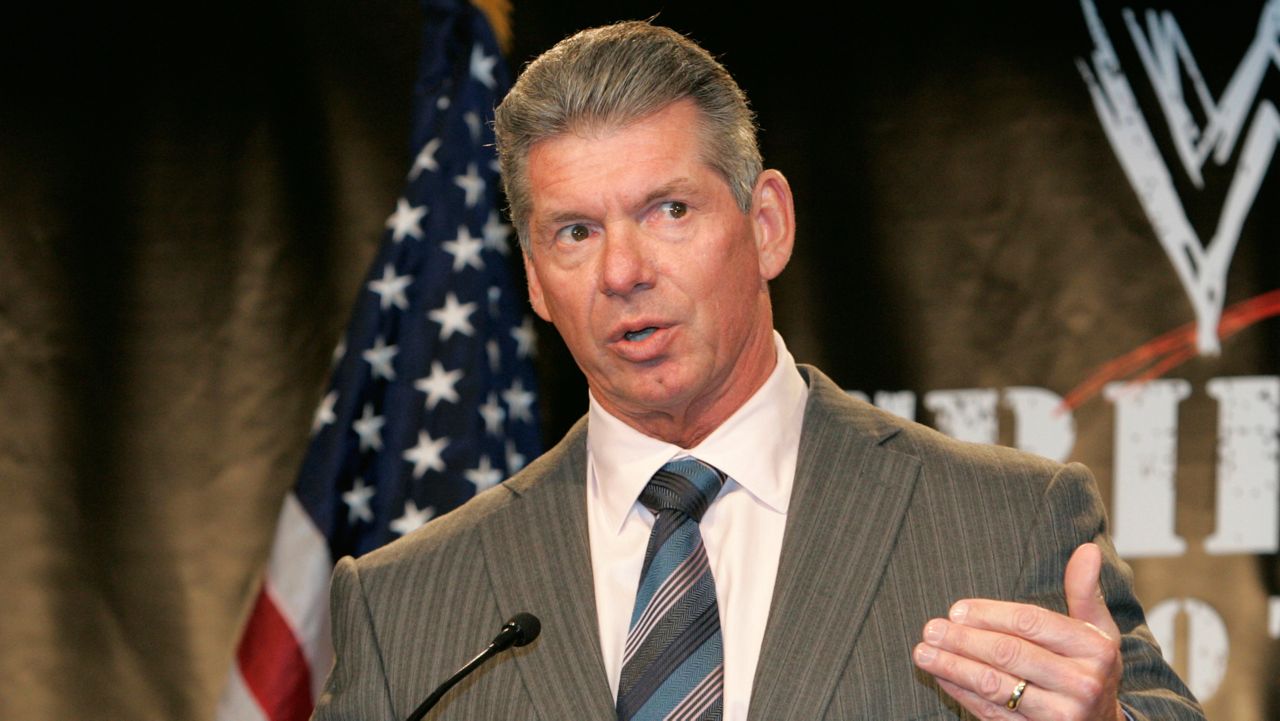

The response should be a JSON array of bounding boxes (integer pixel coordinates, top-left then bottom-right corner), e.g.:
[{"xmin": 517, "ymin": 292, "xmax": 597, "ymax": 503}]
[{"xmin": 522, "ymin": 99, "xmax": 793, "ymax": 444}]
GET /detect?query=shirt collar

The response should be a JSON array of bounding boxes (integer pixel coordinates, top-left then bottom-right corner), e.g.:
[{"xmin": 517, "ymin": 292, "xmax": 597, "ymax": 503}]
[{"xmin": 588, "ymin": 331, "xmax": 808, "ymax": 533}]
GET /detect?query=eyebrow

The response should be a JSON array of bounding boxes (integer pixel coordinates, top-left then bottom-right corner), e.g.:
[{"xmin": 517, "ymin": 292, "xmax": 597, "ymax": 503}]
[
  {"xmin": 535, "ymin": 177, "xmax": 700, "ymax": 231},
  {"xmin": 639, "ymin": 178, "xmax": 696, "ymax": 206}
]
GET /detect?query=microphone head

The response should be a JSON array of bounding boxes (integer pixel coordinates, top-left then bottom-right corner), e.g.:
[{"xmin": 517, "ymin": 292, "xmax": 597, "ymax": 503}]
[{"xmin": 508, "ymin": 612, "xmax": 541, "ymax": 647}]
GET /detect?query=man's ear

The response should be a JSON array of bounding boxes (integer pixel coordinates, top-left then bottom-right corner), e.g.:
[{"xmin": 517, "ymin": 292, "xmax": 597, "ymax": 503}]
[
  {"xmin": 750, "ymin": 169, "xmax": 796, "ymax": 281},
  {"xmin": 523, "ymin": 251, "xmax": 552, "ymax": 322}
]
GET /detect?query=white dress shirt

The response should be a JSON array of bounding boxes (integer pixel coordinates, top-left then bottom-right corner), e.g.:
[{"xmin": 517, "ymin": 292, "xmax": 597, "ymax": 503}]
[{"xmin": 586, "ymin": 332, "xmax": 809, "ymax": 721}]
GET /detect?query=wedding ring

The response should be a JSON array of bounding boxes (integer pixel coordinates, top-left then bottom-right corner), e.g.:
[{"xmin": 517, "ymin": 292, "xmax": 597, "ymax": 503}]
[{"xmin": 1005, "ymin": 679, "xmax": 1029, "ymax": 710}]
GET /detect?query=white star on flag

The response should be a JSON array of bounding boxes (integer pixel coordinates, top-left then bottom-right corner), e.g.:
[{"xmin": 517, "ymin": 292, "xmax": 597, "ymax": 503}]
[
  {"xmin": 487, "ymin": 286, "xmax": 502, "ymax": 317},
  {"xmin": 342, "ymin": 478, "xmax": 375, "ymax": 524},
  {"xmin": 428, "ymin": 292, "xmax": 477, "ymax": 340},
  {"xmin": 454, "ymin": 163, "xmax": 485, "ymax": 208},
  {"xmin": 486, "ymin": 339, "xmax": 501, "ymax": 372},
  {"xmin": 352, "ymin": 403, "xmax": 385, "ymax": 453},
  {"xmin": 390, "ymin": 499, "xmax": 435, "ymax": 536},
  {"xmin": 442, "ymin": 225, "xmax": 486, "ymax": 272},
  {"xmin": 311, "ymin": 390, "xmax": 338, "ymax": 434},
  {"xmin": 368, "ymin": 264, "xmax": 413, "ymax": 311},
  {"xmin": 503, "ymin": 378, "xmax": 536, "ymax": 423},
  {"xmin": 479, "ymin": 392, "xmax": 505, "ymax": 435},
  {"xmin": 505, "ymin": 439, "xmax": 527, "ymax": 473},
  {"xmin": 464, "ymin": 111, "xmax": 482, "ymax": 143},
  {"xmin": 362, "ymin": 336, "xmax": 399, "ymax": 381},
  {"xmin": 511, "ymin": 317, "xmax": 536, "ymax": 359},
  {"xmin": 414, "ymin": 361, "xmax": 463, "ymax": 410},
  {"xmin": 403, "ymin": 430, "xmax": 449, "ymax": 479},
  {"xmin": 469, "ymin": 44, "xmax": 497, "ymax": 89},
  {"xmin": 465, "ymin": 455, "xmax": 503, "ymax": 492},
  {"xmin": 331, "ymin": 339, "xmax": 347, "ymax": 366},
  {"xmin": 386, "ymin": 198, "xmax": 428, "ymax": 242},
  {"xmin": 482, "ymin": 210, "xmax": 512, "ymax": 255},
  {"xmin": 408, "ymin": 137, "xmax": 441, "ymax": 180}
]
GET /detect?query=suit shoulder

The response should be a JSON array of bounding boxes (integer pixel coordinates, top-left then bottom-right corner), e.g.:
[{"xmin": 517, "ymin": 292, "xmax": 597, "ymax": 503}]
[
  {"xmin": 352, "ymin": 481, "xmax": 515, "ymax": 577},
  {"xmin": 348, "ymin": 418, "xmax": 586, "ymax": 578},
  {"xmin": 802, "ymin": 364, "xmax": 1072, "ymax": 487},
  {"xmin": 891, "ymin": 413, "xmax": 1064, "ymax": 480}
]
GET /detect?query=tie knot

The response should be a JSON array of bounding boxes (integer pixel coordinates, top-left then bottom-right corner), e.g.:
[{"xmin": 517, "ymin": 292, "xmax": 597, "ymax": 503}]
[{"xmin": 639, "ymin": 458, "xmax": 725, "ymax": 522}]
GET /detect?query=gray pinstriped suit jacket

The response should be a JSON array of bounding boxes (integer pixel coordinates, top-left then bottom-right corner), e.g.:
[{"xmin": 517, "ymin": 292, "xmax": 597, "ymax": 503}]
[{"xmin": 312, "ymin": 365, "xmax": 1203, "ymax": 720}]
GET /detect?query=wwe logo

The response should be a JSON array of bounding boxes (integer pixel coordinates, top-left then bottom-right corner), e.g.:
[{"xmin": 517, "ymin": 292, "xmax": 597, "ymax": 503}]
[{"xmin": 1077, "ymin": 0, "xmax": 1280, "ymax": 355}]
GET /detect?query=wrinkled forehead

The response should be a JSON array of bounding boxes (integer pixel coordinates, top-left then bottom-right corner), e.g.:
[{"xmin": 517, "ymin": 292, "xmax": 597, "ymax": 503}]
[{"xmin": 525, "ymin": 101, "xmax": 717, "ymax": 186}]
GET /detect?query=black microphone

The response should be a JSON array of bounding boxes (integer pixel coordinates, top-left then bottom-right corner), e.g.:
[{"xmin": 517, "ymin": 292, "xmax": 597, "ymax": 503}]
[{"xmin": 405, "ymin": 612, "xmax": 542, "ymax": 721}]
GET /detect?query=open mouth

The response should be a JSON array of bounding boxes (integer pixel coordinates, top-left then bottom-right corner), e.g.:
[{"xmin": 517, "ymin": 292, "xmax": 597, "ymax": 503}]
[{"xmin": 622, "ymin": 327, "xmax": 659, "ymax": 342}]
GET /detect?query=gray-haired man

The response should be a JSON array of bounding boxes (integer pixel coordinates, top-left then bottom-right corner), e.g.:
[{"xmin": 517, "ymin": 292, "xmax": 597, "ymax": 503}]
[{"xmin": 314, "ymin": 21, "xmax": 1202, "ymax": 721}]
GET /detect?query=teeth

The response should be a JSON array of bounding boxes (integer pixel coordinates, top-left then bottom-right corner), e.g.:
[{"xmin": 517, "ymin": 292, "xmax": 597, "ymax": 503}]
[{"xmin": 623, "ymin": 327, "xmax": 657, "ymax": 342}]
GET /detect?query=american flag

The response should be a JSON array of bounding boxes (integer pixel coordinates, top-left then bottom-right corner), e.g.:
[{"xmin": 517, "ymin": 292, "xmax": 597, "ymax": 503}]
[{"xmin": 215, "ymin": 3, "xmax": 540, "ymax": 720}]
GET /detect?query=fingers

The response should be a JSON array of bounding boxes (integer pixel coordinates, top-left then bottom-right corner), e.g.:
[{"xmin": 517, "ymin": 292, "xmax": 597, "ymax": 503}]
[
  {"xmin": 915, "ymin": 617, "xmax": 1082, "ymax": 697},
  {"xmin": 1063, "ymin": 543, "xmax": 1121, "ymax": 638},
  {"xmin": 914, "ymin": 639, "xmax": 1035, "ymax": 717},
  {"xmin": 915, "ymin": 636, "xmax": 1108, "ymax": 720},
  {"xmin": 934, "ymin": 677, "xmax": 1025, "ymax": 720},
  {"xmin": 943, "ymin": 598, "xmax": 1116, "ymax": 659}
]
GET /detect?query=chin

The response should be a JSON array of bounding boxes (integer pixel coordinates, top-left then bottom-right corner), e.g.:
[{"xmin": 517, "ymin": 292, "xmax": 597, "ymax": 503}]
[{"xmin": 609, "ymin": 373, "xmax": 694, "ymax": 413}]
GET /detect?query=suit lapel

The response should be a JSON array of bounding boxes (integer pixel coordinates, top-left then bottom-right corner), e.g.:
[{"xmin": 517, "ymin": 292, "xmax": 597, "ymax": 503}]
[
  {"xmin": 479, "ymin": 418, "xmax": 616, "ymax": 720},
  {"xmin": 748, "ymin": 367, "xmax": 922, "ymax": 720}
]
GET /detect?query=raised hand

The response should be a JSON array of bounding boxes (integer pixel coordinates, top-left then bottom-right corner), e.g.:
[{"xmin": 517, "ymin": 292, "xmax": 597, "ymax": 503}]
[{"xmin": 911, "ymin": 543, "xmax": 1125, "ymax": 720}]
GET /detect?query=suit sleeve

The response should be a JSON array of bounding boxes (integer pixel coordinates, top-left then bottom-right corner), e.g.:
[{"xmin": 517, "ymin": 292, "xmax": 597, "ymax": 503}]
[
  {"xmin": 311, "ymin": 556, "xmax": 397, "ymax": 721},
  {"xmin": 1014, "ymin": 462, "xmax": 1204, "ymax": 721}
]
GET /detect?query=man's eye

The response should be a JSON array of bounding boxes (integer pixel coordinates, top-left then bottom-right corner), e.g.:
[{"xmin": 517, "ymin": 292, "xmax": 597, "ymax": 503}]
[
  {"xmin": 662, "ymin": 201, "xmax": 688, "ymax": 219},
  {"xmin": 560, "ymin": 224, "xmax": 590, "ymax": 242}
]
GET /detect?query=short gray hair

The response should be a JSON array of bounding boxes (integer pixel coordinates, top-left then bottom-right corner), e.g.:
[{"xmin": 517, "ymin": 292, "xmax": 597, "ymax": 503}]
[{"xmin": 494, "ymin": 21, "xmax": 762, "ymax": 250}]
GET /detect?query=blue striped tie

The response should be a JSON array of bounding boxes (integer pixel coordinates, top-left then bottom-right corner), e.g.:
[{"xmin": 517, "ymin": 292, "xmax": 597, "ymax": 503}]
[{"xmin": 616, "ymin": 458, "xmax": 725, "ymax": 721}]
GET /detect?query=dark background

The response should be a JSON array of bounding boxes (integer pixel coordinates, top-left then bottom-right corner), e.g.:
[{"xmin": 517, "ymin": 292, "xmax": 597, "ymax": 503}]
[{"xmin": 1, "ymin": 1, "xmax": 1273, "ymax": 718}]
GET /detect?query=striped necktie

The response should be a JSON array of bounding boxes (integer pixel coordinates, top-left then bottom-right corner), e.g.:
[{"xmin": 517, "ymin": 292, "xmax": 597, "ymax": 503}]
[{"xmin": 616, "ymin": 458, "xmax": 726, "ymax": 721}]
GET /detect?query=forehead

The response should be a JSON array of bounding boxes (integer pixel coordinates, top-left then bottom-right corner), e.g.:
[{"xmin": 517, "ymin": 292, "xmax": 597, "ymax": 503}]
[{"xmin": 525, "ymin": 101, "xmax": 718, "ymax": 213}]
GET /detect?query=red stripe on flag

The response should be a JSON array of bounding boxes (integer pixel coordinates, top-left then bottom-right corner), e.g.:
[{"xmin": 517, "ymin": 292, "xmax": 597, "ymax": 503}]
[{"xmin": 236, "ymin": 586, "xmax": 315, "ymax": 721}]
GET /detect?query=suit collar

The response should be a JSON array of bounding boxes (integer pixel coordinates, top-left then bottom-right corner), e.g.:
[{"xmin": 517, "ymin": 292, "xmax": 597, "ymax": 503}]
[
  {"xmin": 479, "ymin": 417, "xmax": 617, "ymax": 720},
  {"xmin": 748, "ymin": 365, "xmax": 922, "ymax": 720},
  {"xmin": 479, "ymin": 365, "xmax": 923, "ymax": 720}
]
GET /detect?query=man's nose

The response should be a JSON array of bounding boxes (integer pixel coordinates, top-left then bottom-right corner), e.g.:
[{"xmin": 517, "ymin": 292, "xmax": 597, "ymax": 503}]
[{"xmin": 599, "ymin": 225, "xmax": 654, "ymax": 298}]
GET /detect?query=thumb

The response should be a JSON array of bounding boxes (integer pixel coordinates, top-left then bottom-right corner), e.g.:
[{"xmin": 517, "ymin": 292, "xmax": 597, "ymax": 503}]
[{"xmin": 1064, "ymin": 542, "xmax": 1121, "ymax": 637}]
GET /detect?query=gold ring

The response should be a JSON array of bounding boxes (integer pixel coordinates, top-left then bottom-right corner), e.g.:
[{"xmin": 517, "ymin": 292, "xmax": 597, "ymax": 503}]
[{"xmin": 1005, "ymin": 679, "xmax": 1029, "ymax": 710}]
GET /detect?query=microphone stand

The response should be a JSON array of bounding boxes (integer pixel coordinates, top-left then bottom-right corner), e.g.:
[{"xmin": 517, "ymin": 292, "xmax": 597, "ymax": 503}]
[{"xmin": 404, "ymin": 612, "xmax": 540, "ymax": 721}]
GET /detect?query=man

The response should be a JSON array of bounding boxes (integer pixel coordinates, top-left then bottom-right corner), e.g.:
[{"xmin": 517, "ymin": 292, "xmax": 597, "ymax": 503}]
[{"xmin": 314, "ymin": 21, "xmax": 1203, "ymax": 721}]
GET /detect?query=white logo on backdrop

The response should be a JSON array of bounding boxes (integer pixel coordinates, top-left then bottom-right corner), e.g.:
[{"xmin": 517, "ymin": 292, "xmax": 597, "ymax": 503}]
[{"xmin": 1077, "ymin": 0, "xmax": 1280, "ymax": 355}]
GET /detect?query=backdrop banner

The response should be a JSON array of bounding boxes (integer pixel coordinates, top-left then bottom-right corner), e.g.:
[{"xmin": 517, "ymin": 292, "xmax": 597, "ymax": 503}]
[{"xmin": 0, "ymin": 1, "xmax": 1275, "ymax": 719}]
